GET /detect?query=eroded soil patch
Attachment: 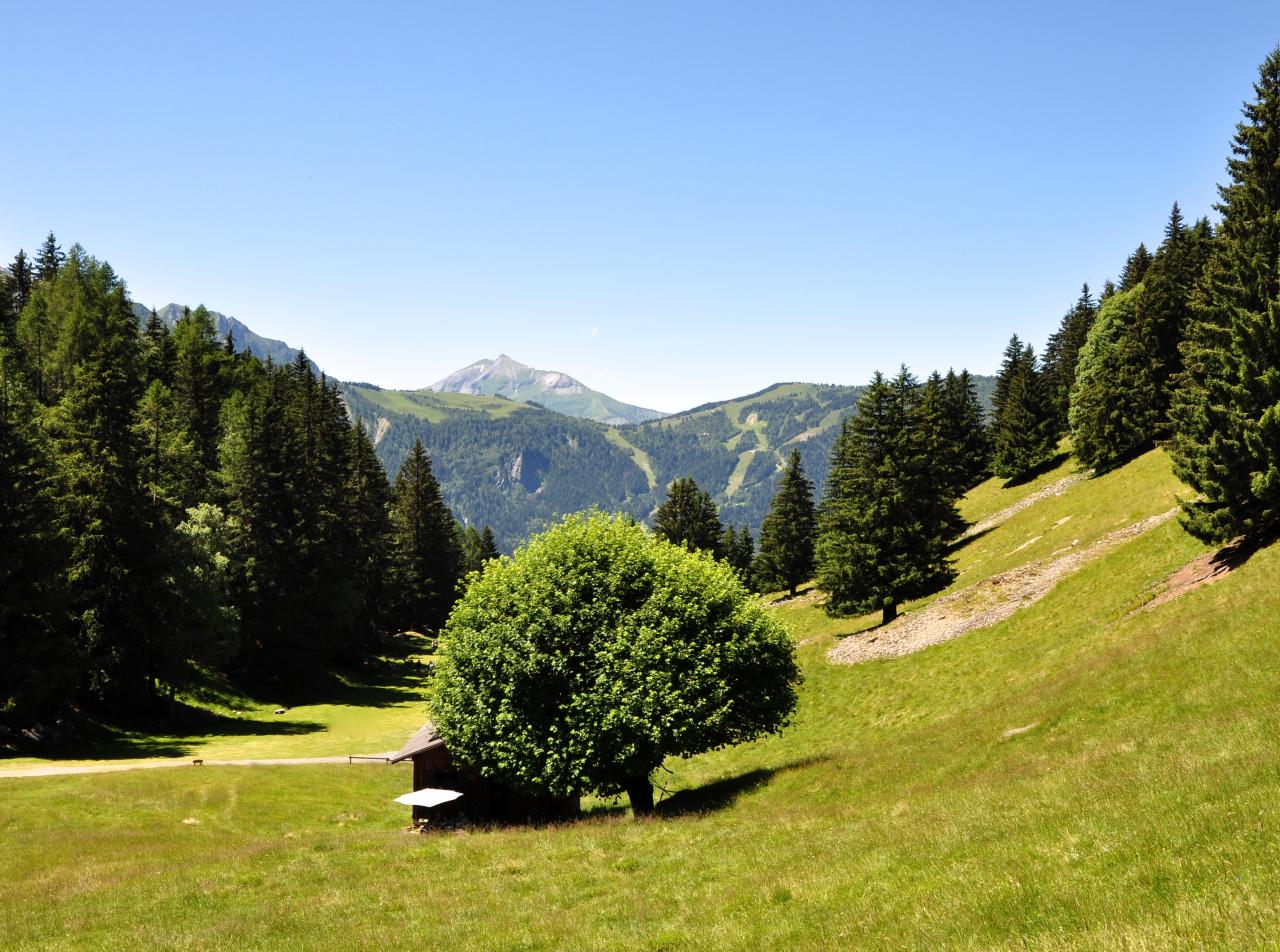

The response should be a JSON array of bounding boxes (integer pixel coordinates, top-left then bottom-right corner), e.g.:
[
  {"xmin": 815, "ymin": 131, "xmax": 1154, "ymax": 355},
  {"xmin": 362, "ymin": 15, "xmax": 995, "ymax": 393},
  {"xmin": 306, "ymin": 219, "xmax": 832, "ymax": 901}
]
[{"xmin": 829, "ymin": 508, "xmax": 1178, "ymax": 665}]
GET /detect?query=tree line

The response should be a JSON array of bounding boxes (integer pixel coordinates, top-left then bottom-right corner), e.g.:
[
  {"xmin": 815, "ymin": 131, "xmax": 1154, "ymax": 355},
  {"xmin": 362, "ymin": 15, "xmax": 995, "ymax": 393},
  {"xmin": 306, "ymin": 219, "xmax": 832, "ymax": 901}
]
[{"xmin": 0, "ymin": 240, "xmax": 493, "ymax": 721}]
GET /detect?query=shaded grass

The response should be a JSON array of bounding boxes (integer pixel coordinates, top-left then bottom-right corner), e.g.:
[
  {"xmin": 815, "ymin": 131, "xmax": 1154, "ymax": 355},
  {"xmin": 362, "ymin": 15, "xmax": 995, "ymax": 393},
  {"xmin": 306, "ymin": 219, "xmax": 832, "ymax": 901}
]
[{"xmin": 5, "ymin": 448, "xmax": 1280, "ymax": 948}]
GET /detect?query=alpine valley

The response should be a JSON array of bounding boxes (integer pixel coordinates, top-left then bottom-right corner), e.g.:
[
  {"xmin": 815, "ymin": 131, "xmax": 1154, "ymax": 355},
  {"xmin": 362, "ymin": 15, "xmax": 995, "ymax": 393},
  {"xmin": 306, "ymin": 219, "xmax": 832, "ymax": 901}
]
[{"xmin": 136, "ymin": 303, "xmax": 993, "ymax": 551}]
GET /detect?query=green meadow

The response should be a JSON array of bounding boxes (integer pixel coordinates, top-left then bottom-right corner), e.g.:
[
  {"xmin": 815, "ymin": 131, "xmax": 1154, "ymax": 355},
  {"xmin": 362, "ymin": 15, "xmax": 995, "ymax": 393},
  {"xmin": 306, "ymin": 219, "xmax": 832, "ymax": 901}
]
[{"xmin": 6, "ymin": 448, "xmax": 1280, "ymax": 950}]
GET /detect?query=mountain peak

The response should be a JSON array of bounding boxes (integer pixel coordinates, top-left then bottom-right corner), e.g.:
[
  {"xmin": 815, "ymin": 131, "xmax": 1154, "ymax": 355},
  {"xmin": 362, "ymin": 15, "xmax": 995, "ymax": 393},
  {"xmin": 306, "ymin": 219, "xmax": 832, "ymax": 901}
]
[{"xmin": 429, "ymin": 355, "xmax": 664, "ymax": 425}]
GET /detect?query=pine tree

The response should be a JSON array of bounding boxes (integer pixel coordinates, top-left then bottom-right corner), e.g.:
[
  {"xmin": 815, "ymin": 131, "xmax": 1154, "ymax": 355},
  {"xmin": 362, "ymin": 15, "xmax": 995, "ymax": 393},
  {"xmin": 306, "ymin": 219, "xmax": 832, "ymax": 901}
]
[
  {"xmin": 345, "ymin": 418, "xmax": 394, "ymax": 656},
  {"xmin": 141, "ymin": 309, "xmax": 175, "ymax": 387},
  {"xmin": 1042, "ymin": 284, "xmax": 1098, "ymax": 432},
  {"xmin": 816, "ymin": 368, "xmax": 959, "ymax": 624},
  {"xmin": 34, "ymin": 232, "xmax": 65, "ymax": 284},
  {"xmin": 479, "ymin": 526, "xmax": 500, "ymax": 562},
  {"xmin": 7, "ymin": 249, "xmax": 33, "ymax": 320},
  {"xmin": 1171, "ymin": 46, "xmax": 1280, "ymax": 542},
  {"xmin": 47, "ymin": 261, "xmax": 173, "ymax": 707},
  {"xmin": 941, "ymin": 369, "xmax": 991, "ymax": 491},
  {"xmin": 1119, "ymin": 243, "xmax": 1153, "ymax": 291},
  {"xmin": 755, "ymin": 449, "xmax": 816, "ymax": 596},
  {"xmin": 391, "ymin": 439, "xmax": 461, "ymax": 633},
  {"xmin": 170, "ymin": 305, "xmax": 230, "ymax": 501},
  {"xmin": 992, "ymin": 342, "xmax": 1055, "ymax": 479},
  {"xmin": 0, "ymin": 343, "xmax": 74, "ymax": 717},
  {"xmin": 1131, "ymin": 205, "xmax": 1216, "ymax": 433},
  {"xmin": 723, "ymin": 525, "xmax": 757, "ymax": 589},
  {"xmin": 652, "ymin": 476, "xmax": 724, "ymax": 556}
]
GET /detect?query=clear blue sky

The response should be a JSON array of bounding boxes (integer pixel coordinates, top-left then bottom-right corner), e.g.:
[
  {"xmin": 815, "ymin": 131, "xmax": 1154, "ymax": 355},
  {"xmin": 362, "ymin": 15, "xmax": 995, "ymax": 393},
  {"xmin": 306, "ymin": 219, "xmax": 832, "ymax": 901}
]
[{"xmin": 3, "ymin": 2, "xmax": 1278, "ymax": 412}]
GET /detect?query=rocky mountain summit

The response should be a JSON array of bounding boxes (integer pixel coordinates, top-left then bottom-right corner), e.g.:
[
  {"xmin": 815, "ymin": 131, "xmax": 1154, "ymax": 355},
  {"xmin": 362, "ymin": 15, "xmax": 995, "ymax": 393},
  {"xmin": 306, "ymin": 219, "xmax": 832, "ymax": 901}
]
[{"xmin": 429, "ymin": 354, "xmax": 665, "ymax": 425}]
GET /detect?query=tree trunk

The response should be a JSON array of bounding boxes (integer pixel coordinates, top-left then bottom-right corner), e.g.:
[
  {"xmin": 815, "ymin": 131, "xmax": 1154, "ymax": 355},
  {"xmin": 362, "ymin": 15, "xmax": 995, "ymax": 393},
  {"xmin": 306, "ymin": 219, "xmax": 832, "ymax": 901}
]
[
  {"xmin": 788, "ymin": 582, "xmax": 797, "ymax": 598},
  {"xmin": 626, "ymin": 777, "xmax": 654, "ymax": 816},
  {"xmin": 881, "ymin": 602, "xmax": 898, "ymax": 626}
]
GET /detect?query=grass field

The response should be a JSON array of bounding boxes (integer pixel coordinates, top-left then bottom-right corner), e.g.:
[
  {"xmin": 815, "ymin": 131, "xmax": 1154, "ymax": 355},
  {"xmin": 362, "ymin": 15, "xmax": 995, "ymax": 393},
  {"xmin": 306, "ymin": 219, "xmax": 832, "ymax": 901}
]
[
  {"xmin": 6, "ymin": 448, "xmax": 1280, "ymax": 949},
  {"xmin": 348, "ymin": 385, "xmax": 526, "ymax": 422}
]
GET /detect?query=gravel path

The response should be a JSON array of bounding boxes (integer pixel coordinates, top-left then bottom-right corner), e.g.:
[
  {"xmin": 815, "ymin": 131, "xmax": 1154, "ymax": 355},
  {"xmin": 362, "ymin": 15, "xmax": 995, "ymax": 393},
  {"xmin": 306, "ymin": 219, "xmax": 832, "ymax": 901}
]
[
  {"xmin": 0, "ymin": 753, "xmax": 398, "ymax": 779},
  {"xmin": 828, "ymin": 508, "xmax": 1178, "ymax": 665},
  {"xmin": 960, "ymin": 472, "xmax": 1090, "ymax": 540}
]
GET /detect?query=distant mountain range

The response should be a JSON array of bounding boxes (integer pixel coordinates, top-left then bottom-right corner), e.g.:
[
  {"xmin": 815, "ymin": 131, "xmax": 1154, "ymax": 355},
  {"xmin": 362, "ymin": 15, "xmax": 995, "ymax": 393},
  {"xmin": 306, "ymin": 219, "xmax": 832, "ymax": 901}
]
[
  {"xmin": 429, "ymin": 354, "xmax": 665, "ymax": 425},
  {"xmin": 131, "ymin": 302, "xmax": 308, "ymax": 369},
  {"xmin": 132, "ymin": 302, "xmax": 995, "ymax": 551}
]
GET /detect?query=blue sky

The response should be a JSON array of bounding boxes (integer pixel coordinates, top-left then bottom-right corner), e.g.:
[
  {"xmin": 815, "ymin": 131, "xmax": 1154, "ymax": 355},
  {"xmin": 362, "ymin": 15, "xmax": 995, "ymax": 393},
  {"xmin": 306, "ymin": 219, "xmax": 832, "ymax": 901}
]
[{"xmin": 3, "ymin": 2, "xmax": 1278, "ymax": 412}]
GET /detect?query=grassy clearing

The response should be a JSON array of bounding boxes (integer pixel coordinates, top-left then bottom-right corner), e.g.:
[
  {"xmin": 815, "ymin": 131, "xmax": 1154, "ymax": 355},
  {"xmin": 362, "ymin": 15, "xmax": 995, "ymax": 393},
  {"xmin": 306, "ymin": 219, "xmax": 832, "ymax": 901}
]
[
  {"xmin": 350, "ymin": 386, "xmax": 524, "ymax": 422},
  {"xmin": 5, "ymin": 448, "xmax": 1280, "ymax": 949}
]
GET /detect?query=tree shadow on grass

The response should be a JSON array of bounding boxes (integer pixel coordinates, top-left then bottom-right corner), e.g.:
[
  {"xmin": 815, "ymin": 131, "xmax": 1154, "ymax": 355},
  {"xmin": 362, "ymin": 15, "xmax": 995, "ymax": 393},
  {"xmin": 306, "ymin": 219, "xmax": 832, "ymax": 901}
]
[
  {"xmin": 655, "ymin": 756, "xmax": 831, "ymax": 817},
  {"xmin": 1000, "ymin": 451, "xmax": 1072, "ymax": 489},
  {"xmin": 948, "ymin": 525, "xmax": 995, "ymax": 554}
]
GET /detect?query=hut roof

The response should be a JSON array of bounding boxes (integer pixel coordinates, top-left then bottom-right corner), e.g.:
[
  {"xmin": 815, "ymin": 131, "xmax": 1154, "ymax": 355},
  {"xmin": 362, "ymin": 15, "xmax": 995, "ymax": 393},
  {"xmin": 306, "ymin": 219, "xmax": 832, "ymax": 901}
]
[{"xmin": 390, "ymin": 722, "xmax": 445, "ymax": 764}]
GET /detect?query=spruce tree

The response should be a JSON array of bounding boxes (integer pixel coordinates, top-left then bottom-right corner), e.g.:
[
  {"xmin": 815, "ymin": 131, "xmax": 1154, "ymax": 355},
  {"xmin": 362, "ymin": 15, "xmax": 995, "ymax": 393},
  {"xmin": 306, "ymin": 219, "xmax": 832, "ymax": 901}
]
[
  {"xmin": 479, "ymin": 526, "xmax": 500, "ymax": 562},
  {"xmin": 1042, "ymin": 284, "xmax": 1098, "ymax": 432},
  {"xmin": 1171, "ymin": 45, "xmax": 1280, "ymax": 542},
  {"xmin": 6, "ymin": 249, "xmax": 33, "ymax": 327},
  {"xmin": 816, "ymin": 368, "xmax": 959, "ymax": 624},
  {"xmin": 391, "ymin": 439, "xmax": 461, "ymax": 632},
  {"xmin": 34, "ymin": 232, "xmax": 65, "ymax": 284},
  {"xmin": 345, "ymin": 418, "xmax": 394, "ymax": 655},
  {"xmin": 755, "ymin": 449, "xmax": 816, "ymax": 596},
  {"xmin": 942, "ymin": 368, "xmax": 991, "ymax": 491},
  {"xmin": 0, "ymin": 343, "xmax": 74, "ymax": 717},
  {"xmin": 1119, "ymin": 243, "xmax": 1153, "ymax": 291},
  {"xmin": 992, "ymin": 340, "xmax": 1055, "ymax": 479},
  {"xmin": 723, "ymin": 526, "xmax": 757, "ymax": 589},
  {"xmin": 141, "ymin": 308, "xmax": 175, "ymax": 387},
  {"xmin": 652, "ymin": 476, "xmax": 724, "ymax": 556}
]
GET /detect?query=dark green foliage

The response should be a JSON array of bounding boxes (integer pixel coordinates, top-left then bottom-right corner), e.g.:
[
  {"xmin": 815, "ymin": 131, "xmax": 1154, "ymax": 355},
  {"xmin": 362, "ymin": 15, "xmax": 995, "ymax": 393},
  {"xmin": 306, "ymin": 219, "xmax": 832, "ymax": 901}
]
[
  {"xmin": 430, "ymin": 512, "xmax": 801, "ymax": 814},
  {"xmin": 460, "ymin": 523, "xmax": 501, "ymax": 575},
  {"xmin": 34, "ymin": 232, "xmax": 65, "ymax": 284},
  {"xmin": 1131, "ymin": 207, "xmax": 1216, "ymax": 432},
  {"xmin": 941, "ymin": 369, "xmax": 991, "ymax": 491},
  {"xmin": 0, "ymin": 344, "xmax": 73, "ymax": 717},
  {"xmin": 992, "ymin": 337, "xmax": 1055, "ymax": 479},
  {"xmin": 755, "ymin": 449, "xmax": 815, "ymax": 596},
  {"xmin": 1069, "ymin": 287, "xmax": 1159, "ymax": 472},
  {"xmin": 652, "ymin": 476, "xmax": 724, "ymax": 557},
  {"xmin": 345, "ymin": 419, "xmax": 395, "ymax": 656},
  {"xmin": 1042, "ymin": 285, "xmax": 1098, "ymax": 433},
  {"xmin": 45, "ymin": 255, "xmax": 175, "ymax": 707},
  {"xmin": 390, "ymin": 440, "xmax": 461, "ymax": 633},
  {"xmin": 140, "ymin": 309, "xmax": 175, "ymax": 387},
  {"xmin": 816, "ymin": 368, "xmax": 961, "ymax": 624},
  {"xmin": 723, "ymin": 525, "xmax": 757, "ymax": 590},
  {"xmin": 169, "ymin": 306, "xmax": 230, "ymax": 501},
  {"xmin": 1171, "ymin": 46, "xmax": 1280, "ymax": 542},
  {"xmin": 7, "ymin": 249, "xmax": 33, "ymax": 325},
  {"xmin": 1119, "ymin": 243, "xmax": 1153, "ymax": 291}
]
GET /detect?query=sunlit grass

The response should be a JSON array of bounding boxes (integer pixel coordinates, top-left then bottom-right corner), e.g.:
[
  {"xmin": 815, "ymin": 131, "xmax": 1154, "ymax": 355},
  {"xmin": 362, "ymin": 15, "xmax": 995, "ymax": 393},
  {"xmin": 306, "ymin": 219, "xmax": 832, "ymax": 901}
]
[{"xmin": 4, "ymin": 448, "xmax": 1278, "ymax": 949}]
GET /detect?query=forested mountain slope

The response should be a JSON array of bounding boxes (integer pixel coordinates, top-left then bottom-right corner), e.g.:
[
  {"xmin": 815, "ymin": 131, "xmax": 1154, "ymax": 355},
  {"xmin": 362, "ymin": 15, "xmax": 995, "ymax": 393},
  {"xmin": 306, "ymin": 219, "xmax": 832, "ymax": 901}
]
[{"xmin": 346, "ymin": 376, "xmax": 994, "ymax": 550}]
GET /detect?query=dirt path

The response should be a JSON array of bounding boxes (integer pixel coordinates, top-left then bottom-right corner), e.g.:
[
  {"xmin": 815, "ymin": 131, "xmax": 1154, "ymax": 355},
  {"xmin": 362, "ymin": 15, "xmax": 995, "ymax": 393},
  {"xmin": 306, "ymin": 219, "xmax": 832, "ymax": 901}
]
[
  {"xmin": 0, "ymin": 753, "xmax": 398, "ymax": 780},
  {"xmin": 961, "ymin": 472, "xmax": 1090, "ymax": 540},
  {"xmin": 828, "ymin": 508, "xmax": 1178, "ymax": 665}
]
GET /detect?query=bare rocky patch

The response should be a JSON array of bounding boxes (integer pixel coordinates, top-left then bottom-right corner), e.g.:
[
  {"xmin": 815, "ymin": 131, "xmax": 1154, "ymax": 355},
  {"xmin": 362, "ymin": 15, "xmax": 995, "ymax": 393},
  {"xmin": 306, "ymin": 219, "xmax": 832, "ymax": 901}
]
[
  {"xmin": 1135, "ymin": 536, "xmax": 1254, "ymax": 613},
  {"xmin": 961, "ymin": 472, "xmax": 1090, "ymax": 540},
  {"xmin": 828, "ymin": 508, "xmax": 1178, "ymax": 665}
]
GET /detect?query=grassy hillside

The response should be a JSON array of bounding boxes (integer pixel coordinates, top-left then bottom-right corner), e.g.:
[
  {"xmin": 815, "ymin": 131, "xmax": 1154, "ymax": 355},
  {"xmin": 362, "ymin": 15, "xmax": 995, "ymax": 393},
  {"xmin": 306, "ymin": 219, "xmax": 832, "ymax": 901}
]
[
  {"xmin": 7, "ymin": 447, "xmax": 1280, "ymax": 948},
  {"xmin": 345, "ymin": 384, "xmax": 526, "ymax": 423}
]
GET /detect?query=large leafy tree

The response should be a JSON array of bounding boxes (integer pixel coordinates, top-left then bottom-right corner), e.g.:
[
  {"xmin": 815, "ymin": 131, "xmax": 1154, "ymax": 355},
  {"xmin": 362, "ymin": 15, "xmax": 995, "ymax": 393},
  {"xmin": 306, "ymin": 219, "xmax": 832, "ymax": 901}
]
[
  {"xmin": 1171, "ymin": 45, "xmax": 1280, "ymax": 542},
  {"xmin": 391, "ymin": 439, "xmax": 461, "ymax": 632},
  {"xmin": 755, "ymin": 448, "xmax": 816, "ymax": 597},
  {"xmin": 1069, "ymin": 287, "xmax": 1159, "ymax": 471},
  {"xmin": 430, "ymin": 512, "xmax": 801, "ymax": 815},
  {"xmin": 817, "ymin": 368, "xmax": 960, "ymax": 624},
  {"xmin": 651, "ymin": 476, "xmax": 724, "ymax": 557}
]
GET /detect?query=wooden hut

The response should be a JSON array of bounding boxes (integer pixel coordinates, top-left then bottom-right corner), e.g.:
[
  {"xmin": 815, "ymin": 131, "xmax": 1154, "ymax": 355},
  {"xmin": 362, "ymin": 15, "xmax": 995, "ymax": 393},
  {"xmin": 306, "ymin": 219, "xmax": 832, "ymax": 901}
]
[{"xmin": 391, "ymin": 722, "xmax": 579, "ymax": 824}]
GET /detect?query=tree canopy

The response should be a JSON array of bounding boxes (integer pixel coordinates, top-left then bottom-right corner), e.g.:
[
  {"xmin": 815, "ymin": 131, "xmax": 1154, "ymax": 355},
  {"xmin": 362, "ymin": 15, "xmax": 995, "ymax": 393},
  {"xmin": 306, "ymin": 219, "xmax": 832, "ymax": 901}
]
[{"xmin": 429, "ymin": 512, "xmax": 801, "ymax": 815}]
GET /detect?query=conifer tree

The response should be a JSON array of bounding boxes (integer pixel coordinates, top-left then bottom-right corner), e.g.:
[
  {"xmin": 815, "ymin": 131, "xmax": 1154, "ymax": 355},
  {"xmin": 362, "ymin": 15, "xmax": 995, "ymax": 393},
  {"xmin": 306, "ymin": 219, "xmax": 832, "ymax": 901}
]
[
  {"xmin": 817, "ymin": 368, "xmax": 959, "ymax": 624},
  {"xmin": 345, "ymin": 418, "xmax": 395, "ymax": 655},
  {"xmin": 723, "ymin": 526, "xmax": 757, "ymax": 589},
  {"xmin": 992, "ymin": 338, "xmax": 1055, "ymax": 479},
  {"xmin": 755, "ymin": 449, "xmax": 816, "ymax": 597},
  {"xmin": 652, "ymin": 476, "xmax": 724, "ymax": 557},
  {"xmin": 1042, "ymin": 285, "xmax": 1098, "ymax": 432},
  {"xmin": 479, "ymin": 526, "xmax": 500, "ymax": 562},
  {"xmin": 170, "ymin": 305, "xmax": 230, "ymax": 501},
  {"xmin": 1119, "ymin": 243, "xmax": 1153, "ymax": 291},
  {"xmin": 1171, "ymin": 45, "xmax": 1280, "ymax": 542},
  {"xmin": 34, "ymin": 232, "xmax": 65, "ymax": 284},
  {"xmin": 391, "ymin": 439, "xmax": 461, "ymax": 632},
  {"xmin": 0, "ymin": 344, "xmax": 74, "ymax": 716},
  {"xmin": 941, "ymin": 368, "xmax": 991, "ymax": 491},
  {"xmin": 141, "ymin": 309, "xmax": 175, "ymax": 387},
  {"xmin": 7, "ymin": 249, "xmax": 32, "ymax": 320}
]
